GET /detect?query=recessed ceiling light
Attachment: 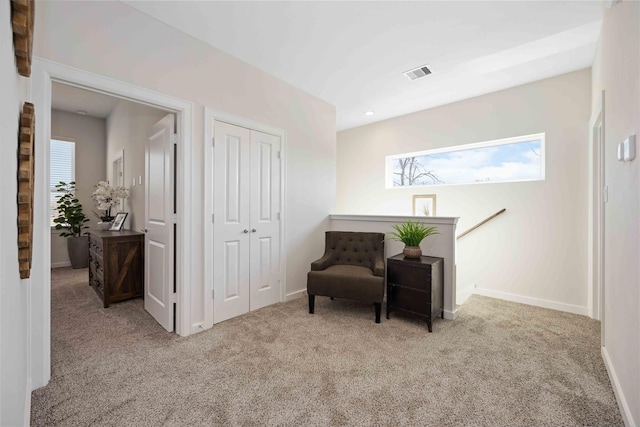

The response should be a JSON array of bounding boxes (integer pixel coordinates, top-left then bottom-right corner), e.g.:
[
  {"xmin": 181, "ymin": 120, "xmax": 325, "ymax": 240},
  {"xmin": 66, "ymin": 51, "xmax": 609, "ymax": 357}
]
[
  {"xmin": 76, "ymin": 110, "xmax": 87, "ymax": 115},
  {"xmin": 364, "ymin": 111, "xmax": 375, "ymax": 116}
]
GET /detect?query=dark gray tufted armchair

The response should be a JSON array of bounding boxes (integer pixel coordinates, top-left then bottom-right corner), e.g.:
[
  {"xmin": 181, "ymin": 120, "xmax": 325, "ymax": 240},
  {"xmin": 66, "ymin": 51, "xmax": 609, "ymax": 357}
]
[{"xmin": 307, "ymin": 231, "xmax": 385, "ymax": 323}]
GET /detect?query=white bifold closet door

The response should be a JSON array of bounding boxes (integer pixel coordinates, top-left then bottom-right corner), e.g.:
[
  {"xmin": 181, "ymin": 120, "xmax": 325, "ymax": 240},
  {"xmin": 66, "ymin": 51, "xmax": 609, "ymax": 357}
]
[{"xmin": 213, "ymin": 121, "xmax": 281, "ymax": 324}]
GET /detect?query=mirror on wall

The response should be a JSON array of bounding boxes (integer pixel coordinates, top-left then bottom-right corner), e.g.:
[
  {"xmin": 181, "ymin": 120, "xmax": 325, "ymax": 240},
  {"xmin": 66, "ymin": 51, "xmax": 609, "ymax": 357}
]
[{"xmin": 112, "ymin": 150, "xmax": 124, "ymax": 212}]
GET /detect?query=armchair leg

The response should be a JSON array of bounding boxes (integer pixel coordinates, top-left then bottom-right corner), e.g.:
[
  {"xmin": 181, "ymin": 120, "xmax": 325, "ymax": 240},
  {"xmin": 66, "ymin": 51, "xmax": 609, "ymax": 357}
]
[
  {"xmin": 308, "ymin": 294, "xmax": 315, "ymax": 314},
  {"xmin": 374, "ymin": 303, "xmax": 381, "ymax": 323}
]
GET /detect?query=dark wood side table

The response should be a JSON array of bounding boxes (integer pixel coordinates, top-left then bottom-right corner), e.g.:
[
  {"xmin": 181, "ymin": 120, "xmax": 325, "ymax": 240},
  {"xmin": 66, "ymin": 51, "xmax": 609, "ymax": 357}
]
[
  {"xmin": 88, "ymin": 230, "xmax": 144, "ymax": 308},
  {"xmin": 386, "ymin": 254, "xmax": 444, "ymax": 332}
]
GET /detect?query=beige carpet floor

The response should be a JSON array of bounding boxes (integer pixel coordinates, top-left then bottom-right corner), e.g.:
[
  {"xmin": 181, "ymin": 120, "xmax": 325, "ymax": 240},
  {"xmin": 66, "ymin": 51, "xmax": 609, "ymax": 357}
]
[{"xmin": 31, "ymin": 267, "xmax": 623, "ymax": 426}]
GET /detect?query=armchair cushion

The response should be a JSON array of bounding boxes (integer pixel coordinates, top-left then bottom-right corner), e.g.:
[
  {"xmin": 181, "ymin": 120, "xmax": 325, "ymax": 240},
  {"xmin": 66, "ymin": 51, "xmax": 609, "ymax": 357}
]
[{"xmin": 308, "ymin": 265, "xmax": 384, "ymax": 302}]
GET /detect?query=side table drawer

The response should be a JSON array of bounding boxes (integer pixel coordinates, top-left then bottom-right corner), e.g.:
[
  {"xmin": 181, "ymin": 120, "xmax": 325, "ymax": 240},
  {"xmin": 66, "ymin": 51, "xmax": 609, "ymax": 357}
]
[
  {"xmin": 388, "ymin": 284, "xmax": 430, "ymax": 316},
  {"xmin": 387, "ymin": 262, "xmax": 431, "ymax": 292}
]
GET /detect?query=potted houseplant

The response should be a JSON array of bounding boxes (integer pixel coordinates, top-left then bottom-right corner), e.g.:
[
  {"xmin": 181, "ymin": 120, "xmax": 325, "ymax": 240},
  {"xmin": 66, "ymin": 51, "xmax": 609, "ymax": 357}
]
[
  {"xmin": 389, "ymin": 220, "xmax": 439, "ymax": 259},
  {"xmin": 53, "ymin": 181, "xmax": 90, "ymax": 268},
  {"xmin": 91, "ymin": 181, "xmax": 129, "ymax": 230}
]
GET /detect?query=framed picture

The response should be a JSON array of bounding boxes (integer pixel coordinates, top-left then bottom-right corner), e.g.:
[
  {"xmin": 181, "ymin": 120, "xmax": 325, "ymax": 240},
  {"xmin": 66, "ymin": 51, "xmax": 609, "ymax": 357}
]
[
  {"xmin": 413, "ymin": 195, "xmax": 436, "ymax": 216},
  {"xmin": 109, "ymin": 212, "xmax": 128, "ymax": 231}
]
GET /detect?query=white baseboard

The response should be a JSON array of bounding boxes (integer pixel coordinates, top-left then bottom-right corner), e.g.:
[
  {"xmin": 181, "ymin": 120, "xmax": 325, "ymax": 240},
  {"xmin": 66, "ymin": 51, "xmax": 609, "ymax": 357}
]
[
  {"xmin": 443, "ymin": 309, "xmax": 458, "ymax": 320},
  {"xmin": 190, "ymin": 322, "xmax": 207, "ymax": 335},
  {"xmin": 471, "ymin": 287, "xmax": 588, "ymax": 316},
  {"xmin": 285, "ymin": 289, "xmax": 306, "ymax": 301},
  {"xmin": 602, "ymin": 346, "xmax": 635, "ymax": 427},
  {"xmin": 456, "ymin": 285, "xmax": 476, "ymax": 304},
  {"xmin": 51, "ymin": 261, "xmax": 71, "ymax": 268},
  {"xmin": 24, "ymin": 378, "xmax": 32, "ymax": 426}
]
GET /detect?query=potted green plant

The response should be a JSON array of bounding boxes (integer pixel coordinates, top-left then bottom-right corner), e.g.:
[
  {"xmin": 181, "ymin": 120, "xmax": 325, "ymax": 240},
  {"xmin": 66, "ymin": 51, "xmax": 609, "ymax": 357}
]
[
  {"xmin": 389, "ymin": 220, "xmax": 439, "ymax": 259},
  {"xmin": 53, "ymin": 181, "xmax": 90, "ymax": 268}
]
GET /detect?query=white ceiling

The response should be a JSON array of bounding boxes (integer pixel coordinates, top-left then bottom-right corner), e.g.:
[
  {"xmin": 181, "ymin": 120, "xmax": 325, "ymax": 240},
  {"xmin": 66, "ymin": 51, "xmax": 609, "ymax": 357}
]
[
  {"xmin": 124, "ymin": 1, "xmax": 604, "ymax": 130},
  {"xmin": 51, "ymin": 82, "xmax": 120, "ymax": 118},
  {"xmin": 52, "ymin": 1, "xmax": 603, "ymax": 130}
]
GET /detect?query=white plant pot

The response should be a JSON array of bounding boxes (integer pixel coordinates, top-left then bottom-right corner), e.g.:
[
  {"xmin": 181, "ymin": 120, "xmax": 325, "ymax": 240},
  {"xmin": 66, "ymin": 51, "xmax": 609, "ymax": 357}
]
[{"xmin": 98, "ymin": 221, "xmax": 112, "ymax": 231}]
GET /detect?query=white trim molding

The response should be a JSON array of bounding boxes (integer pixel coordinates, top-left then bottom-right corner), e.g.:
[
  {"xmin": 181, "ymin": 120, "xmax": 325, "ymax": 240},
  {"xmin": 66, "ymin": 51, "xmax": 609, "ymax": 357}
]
[
  {"xmin": 587, "ymin": 89, "xmax": 605, "ymax": 322},
  {"xmin": 23, "ymin": 378, "xmax": 32, "ymax": 427},
  {"xmin": 30, "ymin": 57, "xmax": 194, "ymax": 389},
  {"xmin": 456, "ymin": 284, "xmax": 476, "ymax": 305},
  {"xmin": 602, "ymin": 346, "xmax": 635, "ymax": 427},
  {"xmin": 204, "ymin": 107, "xmax": 288, "ymax": 330},
  {"xmin": 330, "ymin": 214, "xmax": 458, "ymax": 225},
  {"xmin": 286, "ymin": 289, "xmax": 306, "ymax": 302},
  {"xmin": 51, "ymin": 262, "xmax": 71, "ymax": 269},
  {"xmin": 472, "ymin": 287, "xmax": 588, "ymax": 316}
]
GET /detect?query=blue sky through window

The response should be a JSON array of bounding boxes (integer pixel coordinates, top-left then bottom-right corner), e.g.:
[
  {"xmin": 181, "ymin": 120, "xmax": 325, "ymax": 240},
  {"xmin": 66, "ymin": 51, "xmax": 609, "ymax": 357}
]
[{"xmin": 389, "ymin": 135, "xmax": 544, "ymax": 187}]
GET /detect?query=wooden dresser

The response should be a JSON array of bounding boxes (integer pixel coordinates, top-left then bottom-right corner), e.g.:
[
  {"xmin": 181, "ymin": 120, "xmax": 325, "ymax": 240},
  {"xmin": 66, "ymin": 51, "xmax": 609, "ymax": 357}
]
[
  {"xmin": 88, "ymin": 230, "xmax": 144, "ymax": 308},
  {"xmin": 386, "ymin": 254, "xmax": 444, "ymax": 332}
]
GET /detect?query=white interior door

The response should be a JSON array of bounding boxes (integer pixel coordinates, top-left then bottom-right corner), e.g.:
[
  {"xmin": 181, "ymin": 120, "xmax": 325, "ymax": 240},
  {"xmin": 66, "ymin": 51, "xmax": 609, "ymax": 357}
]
[
  {"xmin": 213, "ymin": 122, "xmax": 251, "ymax": 323},
  {"xmin": 213, "ymin": 122, "xmax": 282, "ymax": 323},
  {"xmin": 145, "ymin": 114, "xmax": 175, "ymax": 332},
  {"xmin": 249, "ymin": 130, "xmax": 281, "ymax": 310}
]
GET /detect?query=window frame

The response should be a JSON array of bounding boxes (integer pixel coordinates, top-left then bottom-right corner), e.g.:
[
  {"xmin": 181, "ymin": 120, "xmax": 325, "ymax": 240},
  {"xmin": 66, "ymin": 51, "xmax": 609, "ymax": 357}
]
[{"xmin": 385, "ymin": 132, "xmax": 546, "ymax": 189}]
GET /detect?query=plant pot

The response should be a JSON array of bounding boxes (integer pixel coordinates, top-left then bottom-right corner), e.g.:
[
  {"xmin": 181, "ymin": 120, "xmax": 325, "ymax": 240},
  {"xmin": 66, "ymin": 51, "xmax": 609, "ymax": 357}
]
[
  {"xmin": 403, "ymin": 245, "xmax": 422, "ymax": 259},
  {"xmin": 98, "ymin": 221, "xmax": 112, "ymax": 231},
  {"xmin": 67, "ymin": 235, "xmax": 89, "ymax": 269}
]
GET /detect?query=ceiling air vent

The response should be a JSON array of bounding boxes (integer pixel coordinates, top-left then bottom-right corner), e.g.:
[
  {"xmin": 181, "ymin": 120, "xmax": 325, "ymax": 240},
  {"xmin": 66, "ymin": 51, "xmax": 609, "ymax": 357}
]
[{"xmin": 404, "ymin": 65, "xmax": 432, "ymax": 81}]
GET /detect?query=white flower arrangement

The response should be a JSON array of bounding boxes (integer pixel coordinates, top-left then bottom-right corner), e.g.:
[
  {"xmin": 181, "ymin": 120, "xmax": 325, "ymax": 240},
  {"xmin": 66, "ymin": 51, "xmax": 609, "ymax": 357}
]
[{"xmin": 91, "ymin": 181, "xmax": 129, "ymax": 222}]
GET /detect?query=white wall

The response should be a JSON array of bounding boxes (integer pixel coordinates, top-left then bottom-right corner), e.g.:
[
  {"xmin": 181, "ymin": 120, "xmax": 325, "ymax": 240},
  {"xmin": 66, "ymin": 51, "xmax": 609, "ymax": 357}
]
[
  {"xmin": 592, "ymin": 2, "xmax": 640, "ymax": 425},
  {"xmin": 337, "ymin": 69, "xmax": 592, "ymax": 314},
  {"xmin": 0, "ymin": 0, "xmax": 30, "ymax": 424},
  {"xmin": 33, "ymin": 2, "xmax": 335, "ymax": 339},
  {"xmin": 105, "ymin": 99, "xmax": 167, "ymax": 233},
  {"xmin": 50, "ymin": 109, "xmax": 106, "ymax": 267}
]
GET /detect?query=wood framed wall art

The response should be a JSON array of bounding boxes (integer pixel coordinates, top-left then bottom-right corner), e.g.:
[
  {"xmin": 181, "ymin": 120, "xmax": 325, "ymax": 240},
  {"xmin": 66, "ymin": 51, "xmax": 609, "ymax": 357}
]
[
  {"xmin": 11, "ymin": 0, "xmax": 35, "ymax": 77},
  {"xmin": 18, "ymin": 102, "xmax": 35, "ymax": 279}
]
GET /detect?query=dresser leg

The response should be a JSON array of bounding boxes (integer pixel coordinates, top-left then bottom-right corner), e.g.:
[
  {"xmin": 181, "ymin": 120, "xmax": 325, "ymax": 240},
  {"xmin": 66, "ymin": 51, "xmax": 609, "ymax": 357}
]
[
  {"xmin": 374, "ymin": 303, "xmax": 381, "ymax": 323},
  {"xmin": 427, "ymin": 320, "xmax": 432, "ymax": 332}
]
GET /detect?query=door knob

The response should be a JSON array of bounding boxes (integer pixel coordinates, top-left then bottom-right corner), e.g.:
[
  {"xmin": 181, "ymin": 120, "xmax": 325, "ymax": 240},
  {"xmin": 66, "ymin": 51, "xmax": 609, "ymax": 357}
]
[
  {"xmin": 251, "ymin": 228, "xmax": 257, "ymax": 233},
  {"xmin": 243, "ymin": 229, "xmax": 249, "ymax": 233},
  {"xmin": 140, "ymin": 228, "xmax": 148, "ymax": 233}
]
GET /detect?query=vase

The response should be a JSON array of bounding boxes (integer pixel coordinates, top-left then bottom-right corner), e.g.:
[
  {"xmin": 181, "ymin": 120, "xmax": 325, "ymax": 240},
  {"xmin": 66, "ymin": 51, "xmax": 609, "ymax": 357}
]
[
  {"xmin": 98, "ymin": 221, "xmax": 112, "ymax": 231},
  {"xmin": 403, "ymin": 245, "xmax": 422, "ymax": 259}
]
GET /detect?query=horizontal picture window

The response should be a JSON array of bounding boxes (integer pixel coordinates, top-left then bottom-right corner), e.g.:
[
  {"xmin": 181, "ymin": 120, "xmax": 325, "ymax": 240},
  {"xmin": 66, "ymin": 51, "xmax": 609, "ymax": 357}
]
[{"xmin": 386, "ymin": 133, "xmax": 545, "ymax": 188}]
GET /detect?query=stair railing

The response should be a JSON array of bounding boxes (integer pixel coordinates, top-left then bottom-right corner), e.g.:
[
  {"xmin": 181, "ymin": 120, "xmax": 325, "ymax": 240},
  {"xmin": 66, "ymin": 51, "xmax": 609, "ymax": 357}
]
[{"xmin": 456, "ymin": 208, "xmax": 506, "ymax": 240}]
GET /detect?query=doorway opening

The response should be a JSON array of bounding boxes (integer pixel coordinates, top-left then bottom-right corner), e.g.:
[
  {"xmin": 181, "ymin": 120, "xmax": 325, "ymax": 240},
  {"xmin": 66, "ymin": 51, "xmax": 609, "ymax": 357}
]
[
  {"xmin": 31, "ymin": 58, "xmax": 194, "ymax": 389},
  {"xmin": 588, "ymin": 90, "xmax": 605, "ymax": 343}
]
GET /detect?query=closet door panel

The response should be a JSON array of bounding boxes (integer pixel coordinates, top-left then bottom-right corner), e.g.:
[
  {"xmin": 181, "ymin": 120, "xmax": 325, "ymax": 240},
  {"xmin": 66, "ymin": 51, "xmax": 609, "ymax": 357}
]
[
  {"xmin": 213, "ymin": 122, "xmax": 251, "ymax": 323},
  {"xmin": 249, "ymin": 130, "xmax": 281, "ymax": 311}
]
